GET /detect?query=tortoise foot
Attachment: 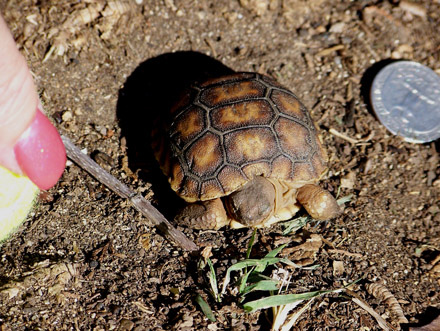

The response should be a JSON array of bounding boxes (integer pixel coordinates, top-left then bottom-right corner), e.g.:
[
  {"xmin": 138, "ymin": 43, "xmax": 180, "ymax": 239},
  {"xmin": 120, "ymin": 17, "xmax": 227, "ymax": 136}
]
[
  {"xmin": 175, "ymin": 198, "xmax": 229, "ymax": 230},
  {"xmin": 296, "ymin": 184, "xmax": 340, "ymax": 220}
]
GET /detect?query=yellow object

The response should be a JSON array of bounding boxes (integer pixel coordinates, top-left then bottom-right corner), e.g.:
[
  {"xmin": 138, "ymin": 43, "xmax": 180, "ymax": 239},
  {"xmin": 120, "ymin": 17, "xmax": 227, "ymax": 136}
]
[{"xmin": 0, "ymin": 165, "xmax": 38, "ymax": 242}]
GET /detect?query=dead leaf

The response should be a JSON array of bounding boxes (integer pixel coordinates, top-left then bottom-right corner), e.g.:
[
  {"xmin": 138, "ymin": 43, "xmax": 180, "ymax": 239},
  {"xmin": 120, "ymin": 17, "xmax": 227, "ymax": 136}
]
[
  {"xmin": 201, "ymin": 246, "xmax": 213, "ymax": 260},
  {"xmin": 177, "ymin": 313, "xmax": 194, "ymax": 328},
  {"xmin": 239, "ymin": 0, "xmax": 271, "ymax": 16},
  {"xmin": 333, "ymin": 260, "xmax": 345, "ymax": 277},
  {"xmin": 139, "ymin": 233, "xmax": 151, "ymax": 251},
  {"xmin": 282, "ymin": 234, "xmax": 322, "ymax": 266},
  {"xmin": 341, "ymin": 172, "xmax": 356, "ymax": 189},
  {"xmin": 0, "ymin": 262, "xmax": 79, "ymax": 303},
  {"xmin": 399, "ymin": 1, "xmax": 427, "ymax": 18}
]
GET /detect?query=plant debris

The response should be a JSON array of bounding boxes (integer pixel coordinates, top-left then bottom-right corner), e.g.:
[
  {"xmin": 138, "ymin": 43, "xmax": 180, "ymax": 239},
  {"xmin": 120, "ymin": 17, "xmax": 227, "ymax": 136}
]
[{"xmin": 366, "ymin": 282, "xmax": 409, "ymax": 325}]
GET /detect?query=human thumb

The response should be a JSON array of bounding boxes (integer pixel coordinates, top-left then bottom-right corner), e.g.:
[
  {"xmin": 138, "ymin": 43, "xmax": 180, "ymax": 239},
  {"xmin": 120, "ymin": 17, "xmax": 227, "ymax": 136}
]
[{"xmin": 0, "ymin": 16, "xmax": 65, "ymax": 190}]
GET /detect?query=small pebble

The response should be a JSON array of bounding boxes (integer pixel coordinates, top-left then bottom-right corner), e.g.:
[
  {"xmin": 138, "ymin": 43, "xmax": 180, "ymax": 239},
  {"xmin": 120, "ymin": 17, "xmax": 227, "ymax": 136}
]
[
  {"xmin": 62, "ymin": 111, "xmax": 73, "ymax": 122},
  {"xmin": 119, "ymin": 319, "xmax": 134, "ymax": 331},
  {"xmin": 329, "ymin": 22, "xmax": 346, "ymax": 33}
]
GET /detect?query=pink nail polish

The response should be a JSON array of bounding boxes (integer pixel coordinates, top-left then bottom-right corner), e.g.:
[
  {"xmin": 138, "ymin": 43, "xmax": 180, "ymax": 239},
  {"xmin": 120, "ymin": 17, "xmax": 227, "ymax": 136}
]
[{"xmin": 14, "ymin": 109, "xmax": 66, "ymax": 190}]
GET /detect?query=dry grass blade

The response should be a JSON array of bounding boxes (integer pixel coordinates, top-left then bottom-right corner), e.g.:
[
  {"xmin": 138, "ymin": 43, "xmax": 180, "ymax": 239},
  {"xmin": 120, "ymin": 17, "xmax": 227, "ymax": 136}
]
[
  {"xmin": 329, "ymin": 128, "xmax": 373, "ymax": 146},
  {"xmin": 195, "ymin": 295, "xmax": 216, "ymax": 322},
  {"xmin": 316, "ymin": 44, "xmax": 345, "ymax": 57},
  {"xmin": 62, "ymin": 135, "xmax": 198, "ymax": 252},
  {"xmin": 282, "ymin": 216, "xmax": 310, "ymax": 235},
  {"xmin": 280, "ymin": 298, "xmax": 315, "ymax": 331},
  {"xmin": 272, "ymin": 280, "xmax": 362, "ymax": 329},
  {"xmin": 206, "ymin": 258, "xmax": 221, "ymax": 302},
  {"xmin": 244, "ymin": 288, "xmax": 344, "ymax": 313},
  {"xmin": 133, "ymin": 301, "xmax": 154, "ymax": 314},
  {"xmin": 353, "ymin": 298, "xmax": 393, "ymax": 330},
  {"xmin": 399, "ymin": 1, "xmax": 427, "ymax": 18},
  {"xmin": 272, "ymin": 300, "xmax": 304, "ymax": 331},
  {"xmin": 329, "ymin": 128, "xmax": 359, "ymax": 144}
]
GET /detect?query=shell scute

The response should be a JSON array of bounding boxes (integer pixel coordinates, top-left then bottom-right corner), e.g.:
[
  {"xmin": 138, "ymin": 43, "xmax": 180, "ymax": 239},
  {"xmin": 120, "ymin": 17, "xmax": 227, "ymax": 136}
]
[
  {"xmin": 184, "ymin": 132, "xmax": 222, "ymax": 177},
  {"xmin": 155, "ymin": 72, "xmax": 327, "ymax": 201},
  {"xmin": 211, "ymin": 100, "xmax": 273, "ymax": 131},
  {"xmin": 200, "ymin": 80, "xmax": 266, "ymax": 107},
  {"xmin": 274, "ymin": 117, "xmax": 313, "ymax": 160},
  {"xmin": 224, "ymin": 128, "xmax": 278, "ymax": 165},
  {"xmin": 271, "ymin": 90, "xmax": 309, "ymax": 123},
  {"xmin": 171, "ymin": 106, "xmax": 205, "ymax": 149}
]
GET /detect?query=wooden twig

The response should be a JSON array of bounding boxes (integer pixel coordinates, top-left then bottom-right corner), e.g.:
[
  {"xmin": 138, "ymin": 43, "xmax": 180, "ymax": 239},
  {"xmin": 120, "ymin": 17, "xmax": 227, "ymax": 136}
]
[
  {"xmin": 329, "ymin": 128, "xmax": 359, "ymax": 144},
  {"xmin": 315, "ymin": 44, "xmax": 345, "ymax": 57},
  {"xmin": 61, "ymin": 135, "xmax": 198, "ymax": 252}
]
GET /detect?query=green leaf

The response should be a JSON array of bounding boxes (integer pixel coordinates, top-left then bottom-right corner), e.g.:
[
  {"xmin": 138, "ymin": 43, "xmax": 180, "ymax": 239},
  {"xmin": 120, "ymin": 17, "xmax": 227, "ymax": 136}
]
[
  {"xmin": 206, "ymin": 258, "xmax": 220, "ymax": 302},
  {"xmin": 337, "ymin": 194, "xmax": 353, "ymax": 206},
  {"xmin": 243, "ymin": 289, "xmax": 342, "ymax": 313},
  {"xmin": 221, "ymin": 258, "xmax": 281, "ymax": 294},
  {"xmin": 242, "ymin": 279, "xmax": 280, "ymax": 295},
  {"xmin": 282, "ymin": 216, "xmax": 310, "ymax": 235},
  {"xmin": 251, "ymin": 257, "xmax": 281, "ymax": 273},
  {"xmin": 222, "ymin": 257, "xmax": 319, "ymax": 296},
  {"xmin": 243, "ymin": 279, "xmax": 363, "ymax": 313},
  {"xmin": 279, "ymin": 258, "xmax": 319, "ymax": 270},
  {"xmin": 230, "ymin": 258, "xmax": 281, "ymax": 273},
  {"xmin": 239, "ymin": 267, "xmax": 254, "ymax": 294},
  {"xmin": 195, "ymin": 295, "xmax": 216, "ymax": 322},
  {"xmin": 265, "ymin": 244, "xmax": 287, "ymax": 258},
  {"xmin": 241, "ymin": 229, "xmax": 258, "ymax": 294},
  {"xmin": 247, "ymin": 271, "xmax": 272, "ymax": 283},
  {"xmin": 246, "ymin": 229, "xmax": 257, "ymax": 259}
]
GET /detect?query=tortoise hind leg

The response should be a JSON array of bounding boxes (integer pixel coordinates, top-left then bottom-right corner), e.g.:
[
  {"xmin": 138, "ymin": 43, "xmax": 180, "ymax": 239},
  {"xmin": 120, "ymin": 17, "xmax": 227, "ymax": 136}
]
[
  {"xmin": 296, "ymin": 184, "xmax": 340, "ymax": 220},
  {"xmin": 175, "ymin": 198, "xmax": 229, "ymax": 230}
]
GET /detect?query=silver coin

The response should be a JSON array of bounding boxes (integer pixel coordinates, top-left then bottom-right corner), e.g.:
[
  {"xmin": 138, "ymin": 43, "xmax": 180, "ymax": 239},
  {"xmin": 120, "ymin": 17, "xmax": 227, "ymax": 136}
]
[{"xmin": 371, "ymin": 61, "xmax": 440, "ymax": 143}]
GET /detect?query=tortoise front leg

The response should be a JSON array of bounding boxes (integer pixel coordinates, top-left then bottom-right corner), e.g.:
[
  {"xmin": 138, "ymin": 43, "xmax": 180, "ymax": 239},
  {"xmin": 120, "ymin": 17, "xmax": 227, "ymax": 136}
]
[
  {"xmin": 175, "ymin": 198, "xmax": 229, "ymax": 230},
  {"xmin": 296, "ymin": 184, "xmax": 340, "ymax": 220}
]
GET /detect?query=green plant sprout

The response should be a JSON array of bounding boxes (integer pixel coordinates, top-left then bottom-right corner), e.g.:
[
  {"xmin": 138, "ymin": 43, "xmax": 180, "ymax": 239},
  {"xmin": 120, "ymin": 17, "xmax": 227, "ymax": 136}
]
[{"xmin": 196, "ymin": 197, "xmax": 354, "ymax": 326}]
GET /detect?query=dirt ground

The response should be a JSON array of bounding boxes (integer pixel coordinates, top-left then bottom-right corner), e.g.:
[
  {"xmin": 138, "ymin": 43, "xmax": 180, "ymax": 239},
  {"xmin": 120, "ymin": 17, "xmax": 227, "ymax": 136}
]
[{"xmin": 1, "ymin": 0, "xmax": 440, "ymax": 330}]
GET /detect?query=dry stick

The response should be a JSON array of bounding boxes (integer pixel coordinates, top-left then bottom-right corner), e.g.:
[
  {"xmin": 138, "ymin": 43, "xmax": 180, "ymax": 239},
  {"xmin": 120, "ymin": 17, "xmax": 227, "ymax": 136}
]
[{"xmin": 61, "ymin": 135, "xmax": 198, "ymax": 252}]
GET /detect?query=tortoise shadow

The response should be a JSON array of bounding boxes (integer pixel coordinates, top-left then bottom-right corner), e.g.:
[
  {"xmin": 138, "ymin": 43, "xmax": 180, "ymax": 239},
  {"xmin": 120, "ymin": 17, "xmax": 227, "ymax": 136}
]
[
  {"xmin": 116, "ymin": 51, "xmax": 234, "ymax": 219},
  {"xmin": 360, "ymin": 58, "xmax": 398, "ymax": 120},
  {"xmin": 401, "ymin": 307, "xmax": 440, "ymax": 331}
]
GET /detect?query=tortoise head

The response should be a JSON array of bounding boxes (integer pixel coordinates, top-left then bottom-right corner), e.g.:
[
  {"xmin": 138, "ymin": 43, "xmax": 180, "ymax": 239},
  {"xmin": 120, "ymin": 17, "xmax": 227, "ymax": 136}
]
[{"xmin": 224, "ymin": 176, "xmax": 276, "ymax": 227}]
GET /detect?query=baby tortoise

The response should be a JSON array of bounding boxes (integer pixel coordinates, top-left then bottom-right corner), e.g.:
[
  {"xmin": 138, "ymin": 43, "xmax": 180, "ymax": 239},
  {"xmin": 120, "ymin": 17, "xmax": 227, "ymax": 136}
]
[{"xmin": 152, "ymin": 72, "xmax": 340, "ymax": 229}]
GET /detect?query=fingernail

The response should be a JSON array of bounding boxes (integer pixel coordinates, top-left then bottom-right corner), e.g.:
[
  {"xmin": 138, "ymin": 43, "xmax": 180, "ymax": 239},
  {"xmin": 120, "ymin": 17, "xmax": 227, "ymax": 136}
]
[{"xmin": 14, "ymin": 109, "xmax": 66, "ymax": 190}]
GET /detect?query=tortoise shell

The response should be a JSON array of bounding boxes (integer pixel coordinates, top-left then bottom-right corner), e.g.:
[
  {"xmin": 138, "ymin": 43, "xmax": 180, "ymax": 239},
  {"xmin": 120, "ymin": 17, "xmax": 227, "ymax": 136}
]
[{"xmin": 152, "ymin": 72, "xmax": 328, "ymax": 203}]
